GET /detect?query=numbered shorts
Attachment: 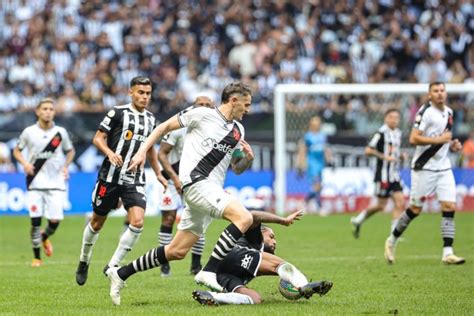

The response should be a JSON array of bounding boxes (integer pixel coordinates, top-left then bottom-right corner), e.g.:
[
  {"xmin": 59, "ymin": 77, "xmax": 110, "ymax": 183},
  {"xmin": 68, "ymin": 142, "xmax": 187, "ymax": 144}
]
[
  {"xmin": 178, "ymin": 179, "xmax": 237, "ymax": 236},
  {"xmin": 27, "ymin": 190, "xmax": 66, "ymax": 220},
  {"xmin": 216, "ymin": 246, "xmax": 262, "ymax": 292},
  {"xmin": 160, "ymin": 181, "xmax": 182, "ymax": 211},
  {"xmin": 409, "ymin": 169, "xmax": 456, "ymax": 207},
  {"xmin": 375, "ymin": 181, "xmax": 402, "ymax": 198},
  {"xmin": 91, "ymin": 179, "xmax": 146, "ymax": 216}
]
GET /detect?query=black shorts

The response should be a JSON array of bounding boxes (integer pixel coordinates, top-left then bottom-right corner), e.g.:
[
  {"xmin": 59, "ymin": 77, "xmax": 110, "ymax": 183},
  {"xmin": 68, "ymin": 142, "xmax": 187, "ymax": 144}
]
[
  {"xmin": 216, "ymin": 246, "xmax": 262, "ymax": 292},
  {"xmin": 374, "ymin": 181, "xmax": 402, "ymax": 198},
  {"xmin": 91, "ymin": 179, "xmax": 146, "ymax": 216}
]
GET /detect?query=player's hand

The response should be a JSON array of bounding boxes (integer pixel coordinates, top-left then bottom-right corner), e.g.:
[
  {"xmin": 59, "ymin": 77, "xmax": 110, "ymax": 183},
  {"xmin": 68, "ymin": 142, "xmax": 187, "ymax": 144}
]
[
  {"xmin": 282, "ymin": 210, "xmax": 303, "ymax": 226},
  {"xmin": 157, "ymin": 173, "xmax": 168, "ymax": 192},
  {"xmin": 385, "ymin": 156, "xmax": 396, "ymax": 162},
  {"xmin": 23, "ymin": 162, "xmax": 35, "ymax": 176},
  {"xmin": 450, "ymin": 138, "xmax": 462, "ymax": 152},
  {"xmin": 401, "ymin": 152, "xmax": 409, "ymax": 161},
  {"xmin": 62, "ymin": 166, "xmax": 70, "ymax": 180},
  {"xmin": 438, "ymin": 130, "xmax": 452, "ymax": 144},
  {"xmin": 171, "ymin": 175, "xmax": 183, "ymax": 195},
  {"xmin": 128, "ymin": 151, "xmax": 146, "ymax": 172},
  {"xmin": 108, "ymin": 152, "xmax": 123, "ymax": 167},
  {"xmin": 240, "ymin": 139, "xmax": 254, "ymax": 162}
]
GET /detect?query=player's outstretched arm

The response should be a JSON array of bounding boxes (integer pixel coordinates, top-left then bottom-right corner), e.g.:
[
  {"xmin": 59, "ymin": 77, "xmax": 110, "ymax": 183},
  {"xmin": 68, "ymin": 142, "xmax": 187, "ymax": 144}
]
[
  {"xmin": 249, "ymin": 210, "xmax": 303, "ymax": 229},
  {"xmin": 128, "ymin": 115, "xmax": 181, "ymax": 171}
]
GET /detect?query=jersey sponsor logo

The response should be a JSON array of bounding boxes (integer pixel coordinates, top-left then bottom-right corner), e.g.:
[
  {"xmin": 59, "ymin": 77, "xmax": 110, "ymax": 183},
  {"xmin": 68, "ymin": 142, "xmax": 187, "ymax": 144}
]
[
  {"xmin": 34, "ymin": 151, "xmax": 55, "ymax": 160},
  {"xmin": 123, "ymin": 130, "xmax": 147, "ymax": 142},
  {"xmin": 107, "ymin": 110, "xmax": 115, "ymax": 117},
  {"xmin": 241, "ymin": 253, "xmax": 253, "ymax": 269},
  {"xmin": 201, "ymin": 138, "xmax": 234, "ymax": 155}
]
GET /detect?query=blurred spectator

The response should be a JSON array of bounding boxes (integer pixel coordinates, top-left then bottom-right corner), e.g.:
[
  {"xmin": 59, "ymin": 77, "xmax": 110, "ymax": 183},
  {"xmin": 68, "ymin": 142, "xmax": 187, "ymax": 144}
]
[
  {"xmin": 462, "ymin": 130, "xmax": 474, "ymax": 168},
  {"xmin": 0, "ymin": 0, "xmax": 471, "ymax": 136},
  {"xmin": 0, "ymin": 141, "xmax": 15, "ymax": 172}
]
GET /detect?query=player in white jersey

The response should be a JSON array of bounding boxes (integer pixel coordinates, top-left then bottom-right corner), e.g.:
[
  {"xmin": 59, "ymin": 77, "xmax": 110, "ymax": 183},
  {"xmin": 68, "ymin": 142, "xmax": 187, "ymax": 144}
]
[
  {"xmin": 384, "ymin": 82, "xmax": 465, "ymax": 265},
  {"xmin": 13, "ymin": 98, "xmax": 75, "ymax": 267},
  {"xmin": 157, "ymin": 96, "xmax": 213, "ymax": 276},
  {"xmin": 351, "ymin": 109, "xmax": 406, "ymax": 238},
  {"xmin": 106, "ymin": 82, "xmax": 254, "ymax": 305}
]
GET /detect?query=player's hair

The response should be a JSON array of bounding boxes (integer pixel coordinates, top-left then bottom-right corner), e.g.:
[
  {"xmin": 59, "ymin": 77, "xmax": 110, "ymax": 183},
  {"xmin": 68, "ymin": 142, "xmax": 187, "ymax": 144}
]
[
  {"xmin": 384, "ymin": 108, "xmax": 400, "ymax": 117},
  {"xmin": 429, "ymin": 81, "xmax": 445, "ymax": 90},
  {"xmin": 130, "ymin": 76, "xmax": 151, "ymax": 87},
  {"xmin": 260, "ymin": 225, "xmax": 270, "ymax": 232},
  {"xmin": 36, "ymin": 98, "xmax": 55, "ymax": 109},
  {"xmin": 221, "ymin": 82, "xmax": 252, "ymax": 103}
]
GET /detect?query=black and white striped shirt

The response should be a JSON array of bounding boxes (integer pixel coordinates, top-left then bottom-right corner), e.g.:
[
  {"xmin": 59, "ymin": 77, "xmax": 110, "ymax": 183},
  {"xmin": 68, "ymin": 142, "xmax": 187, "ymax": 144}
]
[
  {"xmin": 367, "ymin": 124, "xmax": 402, "ymax": 183},
  {"xmin": 97, "ymin": 103, "xmax": 156, "ymax": 185}
]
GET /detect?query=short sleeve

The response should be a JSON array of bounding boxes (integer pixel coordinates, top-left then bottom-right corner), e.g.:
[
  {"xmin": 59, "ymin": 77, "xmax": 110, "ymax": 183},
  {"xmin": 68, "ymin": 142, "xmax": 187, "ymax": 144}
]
[
  {"xmin": 367, "ymin": 132, "xmax": 382, "ymax": 148},
  {"xmin": 17, "ymin": 129, "xmax": 28, "ymax": 150},
  {"xmin": 413, "ymin": 108, "xmax": 429, "ymax": 131},
  {"xmin": 177, "ymin": 107, "xmax": 207, "ymax": 128},
  {"xmin": 60, "ymin": 128, "xmax": 74, "ymax": 152},
  {"xmin": 98, "ymin": 109, "xmax": 120, "ymax": 134}
]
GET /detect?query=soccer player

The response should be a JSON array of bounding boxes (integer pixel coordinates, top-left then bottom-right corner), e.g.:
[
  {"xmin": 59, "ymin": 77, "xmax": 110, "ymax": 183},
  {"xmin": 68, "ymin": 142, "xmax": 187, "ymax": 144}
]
[
  {"xmin": 13, "ymin": 98, "xmax": 75, "ymax": 267},
  {"xmin": 296, "ymin": 116, "xmax": 332, "ymax": 212},
  {"xmin": 158, "ymin": 95, "xmax": 214, "ymax": 276},
  {"xmin": 192, "ymin": 210, "xmax": 333, "ymax": 305},
  {"xmin": 384, "ymin": 82, "xmax": 465, "ymax": 265},
  {"xmin": 351, "ymin": 109, "xmax": 405, "ymax": 238},
  {"xmin": 75, "ymin": 76, "xmax": 167, "ymax": 285},
  {"xmin": 107, "ymin": 82, "xmax": 254, "ymax": 305}
]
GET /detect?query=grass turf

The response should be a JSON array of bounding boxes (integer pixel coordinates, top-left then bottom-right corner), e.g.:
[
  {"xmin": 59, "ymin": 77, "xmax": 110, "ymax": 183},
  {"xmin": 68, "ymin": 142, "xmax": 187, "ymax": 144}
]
[{"xmin": 0, "ymin": 213, "xmax": 473, "ymax": 315}]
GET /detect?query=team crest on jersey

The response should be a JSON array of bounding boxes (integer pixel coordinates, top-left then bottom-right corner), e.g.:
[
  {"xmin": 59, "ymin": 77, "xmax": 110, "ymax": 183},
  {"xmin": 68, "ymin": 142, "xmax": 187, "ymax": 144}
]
[
  {"xmin": 107, "ymin": 110, "xmax": 115, "ymax": 117},
  {"xmin": 124, "ymin": 130, "xmax": 133, "ymax": 140},
  {"xmin": 51, "ymin": 136, "xmax": 61, "ymax": 147},
  {"xmin": 232, "ymin": 128, "xmax": 241, "ymax": 141}
]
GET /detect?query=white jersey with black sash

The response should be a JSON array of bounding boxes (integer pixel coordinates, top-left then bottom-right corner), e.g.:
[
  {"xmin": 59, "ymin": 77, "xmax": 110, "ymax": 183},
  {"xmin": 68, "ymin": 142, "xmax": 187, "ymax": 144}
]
[
  {"xmin": 411, "ymin": 102, "xmax": 453, "ymax": 171},
  {"xmin": 17, "ymin": 122, "xmax": 74, "ymax": 190},
  {"xmin": 177, "ymin": 106, "xmax": 244, "ymax": 189},
  {"xmin": 97, "ymin": 103, "xmax": 156, "ymax": 185}
]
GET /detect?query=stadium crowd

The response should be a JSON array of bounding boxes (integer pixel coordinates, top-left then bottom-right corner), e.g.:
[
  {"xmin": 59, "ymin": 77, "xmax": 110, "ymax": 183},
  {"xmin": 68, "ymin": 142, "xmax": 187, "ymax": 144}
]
[{"xmin": 0, "ymin": 0, "xmax": 473, "ymax": 131}]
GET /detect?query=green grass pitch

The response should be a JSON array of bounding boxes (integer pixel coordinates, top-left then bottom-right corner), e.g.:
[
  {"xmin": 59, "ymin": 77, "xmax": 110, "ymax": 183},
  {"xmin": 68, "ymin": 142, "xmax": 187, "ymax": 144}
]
[{"xmin": 1, "ymin": 213, "xmax": 473, "ymax": 315}]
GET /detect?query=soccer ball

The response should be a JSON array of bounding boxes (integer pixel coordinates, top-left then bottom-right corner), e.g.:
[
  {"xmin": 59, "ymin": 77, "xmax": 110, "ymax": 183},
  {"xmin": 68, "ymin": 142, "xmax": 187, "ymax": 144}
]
[{"xmin": 278, "ymin": 279, "xmax": 302, "ymax": 300}]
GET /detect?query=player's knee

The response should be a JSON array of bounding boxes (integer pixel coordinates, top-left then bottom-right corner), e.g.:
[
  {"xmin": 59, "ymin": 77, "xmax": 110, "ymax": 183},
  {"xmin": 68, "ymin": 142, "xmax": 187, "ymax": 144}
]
[
  {"xmin": 239, "ymin": 210, "xmax": 253, "ymax": 231},
  {"xmin": 441, "ymin": 202, "xmax": 456, "ymax": 211},
  {"xmin": 162, "ymin": 212, "xmax": 176, "ymax": 227},
  {"xmin": 90, "ymin": 217, "xmax": 104, "ymax": 231}
]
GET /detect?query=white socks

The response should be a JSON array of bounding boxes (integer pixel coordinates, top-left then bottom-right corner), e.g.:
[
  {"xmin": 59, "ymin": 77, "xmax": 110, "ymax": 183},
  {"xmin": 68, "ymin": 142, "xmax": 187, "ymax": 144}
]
[
  {"xmin": 276, "ymin": 262, "xmax": 308, "ymax": 288},
  {"xmin": 210, "ymin": 292, "xmax": 254, "ymax": 305},
  {"xmin": 80, "ymin": 223, "xmax": 99, "ymax": 263},
  {"xmin": 353, "ymin": 210, "xmax": 368, "ymax": 225},
  {"xmin": 443, "ymin": 247, "xmax": 453, "ymax": 258},
  {"xmin": 108, "ymin": 225, "xmax": 143, "ymax": 267}
]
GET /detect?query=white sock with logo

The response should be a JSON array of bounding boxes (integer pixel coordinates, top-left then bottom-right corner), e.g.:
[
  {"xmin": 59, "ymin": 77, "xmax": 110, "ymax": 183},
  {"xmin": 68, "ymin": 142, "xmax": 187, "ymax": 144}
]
[
  {"xmin": 210, "ymin": 292, "xmax": 254, "ymax": 305},
  {"xmin": 108, "ymin": 225, "xmax": 142, "ymax": 267},
  {"xmin": 276, "ymin": 262, "xmax": 308, "ymax": 288},
  {"xmin": 80, "ymin": 223, "xmax": 99, "ymax": 263}
]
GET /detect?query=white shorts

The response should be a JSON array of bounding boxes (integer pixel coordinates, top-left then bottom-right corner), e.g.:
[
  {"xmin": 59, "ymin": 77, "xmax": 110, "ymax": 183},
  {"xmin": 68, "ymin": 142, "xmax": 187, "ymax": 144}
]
[
  {"xmin": 27, "ymin": 190, "xmax": 66, "ymax": 220},
  {"xmin": 159, "ymin": 183, "xmax": 182, "ymax": 211},
  {"xmin": 177, "ymin": 180, "xmax": 237, "ymax": 236},
  {"xmin": 409, "ymin": 169, "xmax": 456, "ymax": 207}
]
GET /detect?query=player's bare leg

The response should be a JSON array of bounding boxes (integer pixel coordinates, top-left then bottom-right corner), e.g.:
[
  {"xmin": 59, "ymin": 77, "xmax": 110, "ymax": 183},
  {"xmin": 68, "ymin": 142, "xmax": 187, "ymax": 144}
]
[{"xmin": 351, "ymin": 198, "xmax": 388, "ymax": 239}]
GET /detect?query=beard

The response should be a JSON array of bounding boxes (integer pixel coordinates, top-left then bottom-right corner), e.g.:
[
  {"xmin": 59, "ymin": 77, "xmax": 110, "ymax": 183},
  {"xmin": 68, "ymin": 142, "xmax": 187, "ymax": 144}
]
[{"xmin": 263, "ymin": 243, "xmax": 275, "ymax": 254}]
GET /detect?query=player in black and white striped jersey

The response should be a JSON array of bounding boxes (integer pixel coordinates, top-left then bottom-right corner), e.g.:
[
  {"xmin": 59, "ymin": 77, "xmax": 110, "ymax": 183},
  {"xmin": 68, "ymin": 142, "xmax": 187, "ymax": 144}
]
[
  {"xmin": 351, "ymin": 109, "xmax": 405, "ymax": 238},
  {"xmin": 106, "ymin": 82, "xmax": 255, "ymax": 305},
  {"xmin": 384, "ymin": 82, "xmax": 465, "ymax": 265},
  {"xmin": 75, "ymin": 76, "xmax": 167, "ymax": 286}
]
